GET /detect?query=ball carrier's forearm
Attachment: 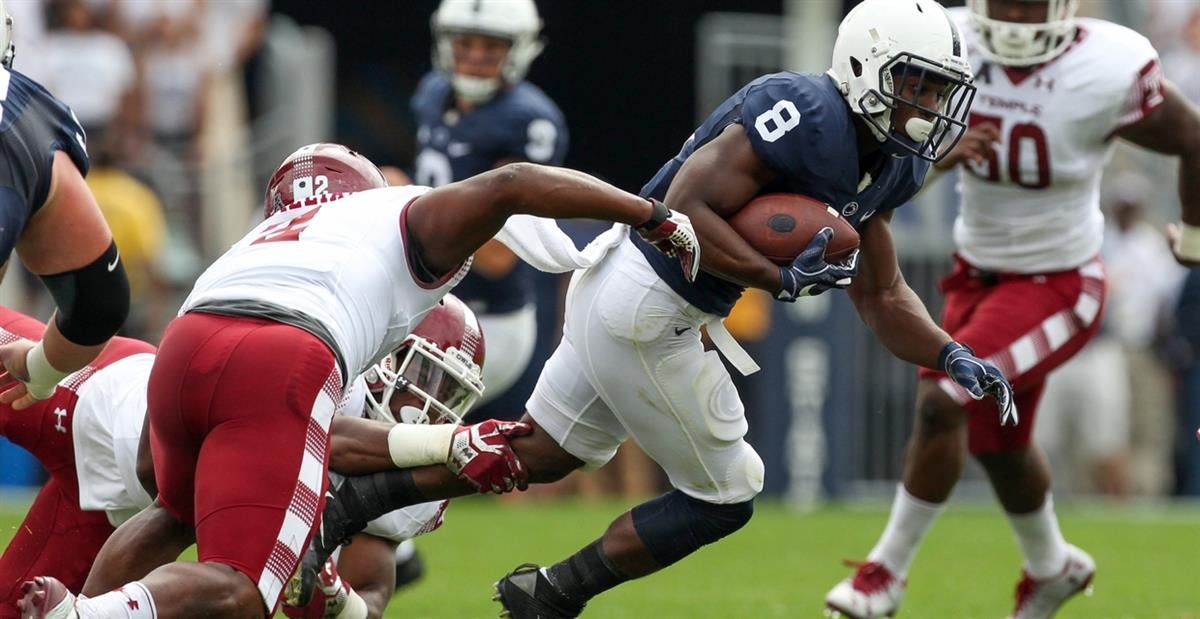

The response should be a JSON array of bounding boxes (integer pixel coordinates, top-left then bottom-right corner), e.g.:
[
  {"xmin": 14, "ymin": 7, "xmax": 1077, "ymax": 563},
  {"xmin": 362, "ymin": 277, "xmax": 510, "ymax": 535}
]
[
  {"xmin": 662, "ymin": 125, "xmax": 783, "ymax": 292},
  {"xmin": 851, "ymin": 278, "xmax": 951, "ymax": 370},
  {"xmin": 406, "ymin": 163, "xmax": 656, "ymax": 276}
]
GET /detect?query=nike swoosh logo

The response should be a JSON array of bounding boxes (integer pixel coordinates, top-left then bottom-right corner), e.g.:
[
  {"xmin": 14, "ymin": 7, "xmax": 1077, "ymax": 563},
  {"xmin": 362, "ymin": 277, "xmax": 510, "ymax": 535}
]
[
  {"xmin": 107, "ymin": 250, "xmax": 120, "ymax": 272},
  {"xmin": 674, "ymin": 327, "xmax": 691, "ymax": 336}
]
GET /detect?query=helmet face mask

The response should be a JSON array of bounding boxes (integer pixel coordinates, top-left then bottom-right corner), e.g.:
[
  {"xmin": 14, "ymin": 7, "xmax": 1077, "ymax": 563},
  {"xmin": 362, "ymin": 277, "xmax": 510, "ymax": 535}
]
[
  {"xmin": 431, "ymin": 0, "xmax": 544, "ymax": 104},
  {"xmin": 860, "ymin": 53, "xmax": 976, "ymax": 161},
  {"xmin": 828, "ymin": 0, "xmax": 976, "ymax": 163},
  {"xmin": 364, "ymin": 338, "xmax": 484, "ymax": 426},
  {"xmin": 967, "ymin": 0, "xmax": 1079, "ymax": 67},
  {"xmin": 363, "ymin": 295, "xmax": 486, "ymax": 426}
]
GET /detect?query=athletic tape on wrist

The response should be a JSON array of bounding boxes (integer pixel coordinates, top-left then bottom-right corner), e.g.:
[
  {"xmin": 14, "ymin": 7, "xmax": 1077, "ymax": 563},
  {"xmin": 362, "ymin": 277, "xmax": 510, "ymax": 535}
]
[
  {"xmin": 24, "ymin": 341, "xmax": 68, "ymax": 400},
  {"xmin": 387, "ymin": 423, "xmax": 457, "ymax": 469},
  {"xmin": 338, "ymin": 589, "xmax": 369, "ymax": 619},
  {"xmin": 1178, "ymin": 222, "xmax": 1200, "ymax": 261}
]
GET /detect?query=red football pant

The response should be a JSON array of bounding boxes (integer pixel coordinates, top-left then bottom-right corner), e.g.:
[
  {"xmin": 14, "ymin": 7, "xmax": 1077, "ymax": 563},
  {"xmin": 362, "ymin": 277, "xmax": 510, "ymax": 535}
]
[
  {"xmin": 148, "ymin": 312, "xmax": 342, "ymax": 612},
  {"xmin": 918, "ymin": 256, "xmax": 1106, "ymax": 454},
  {"xmin": 0, "ymin": 395, "xmax": 113, "ymax": 618}
]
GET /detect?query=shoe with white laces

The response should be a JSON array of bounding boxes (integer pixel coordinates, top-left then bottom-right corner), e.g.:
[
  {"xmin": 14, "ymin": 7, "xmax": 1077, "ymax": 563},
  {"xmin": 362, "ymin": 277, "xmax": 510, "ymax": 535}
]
[
  {"xmin": 1009, "ymin": 544, "xmax": 1095, "ymax": 619},
  {"xmin": 16, "ymin": 577, "xmax": 77, "ymax": 619},
  {"xmin": 824, "ymin": 560, "xmax": 905, "ymax": 618}
]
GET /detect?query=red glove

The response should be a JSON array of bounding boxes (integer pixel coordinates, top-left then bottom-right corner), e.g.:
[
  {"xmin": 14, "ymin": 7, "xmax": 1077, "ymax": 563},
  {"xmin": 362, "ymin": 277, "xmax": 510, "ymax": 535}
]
[
  {"xmin": 635, "ymin": 199, "xmax": 701, "ymax": 282},
  {"xmin": 446, "ymin": 420, "xmax": 532, "ymax": 494},
  {"xmin": 282, "ymin": 557, "xmax": 351, "ymax": 619}
]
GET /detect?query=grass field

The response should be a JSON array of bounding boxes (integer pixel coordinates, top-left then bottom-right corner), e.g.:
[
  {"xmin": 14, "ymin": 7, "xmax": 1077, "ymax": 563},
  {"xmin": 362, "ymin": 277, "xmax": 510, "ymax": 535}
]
[{"xmin": 2, "ymin": 497, "xmax": 1197, "ymax": 618}]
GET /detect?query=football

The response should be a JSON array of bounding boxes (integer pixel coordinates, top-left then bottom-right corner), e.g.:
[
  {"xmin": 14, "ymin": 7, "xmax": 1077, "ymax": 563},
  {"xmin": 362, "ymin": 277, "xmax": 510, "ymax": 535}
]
[{"xmin": 727, "ymin": 193, "xmax": 860, "ymax": 265}]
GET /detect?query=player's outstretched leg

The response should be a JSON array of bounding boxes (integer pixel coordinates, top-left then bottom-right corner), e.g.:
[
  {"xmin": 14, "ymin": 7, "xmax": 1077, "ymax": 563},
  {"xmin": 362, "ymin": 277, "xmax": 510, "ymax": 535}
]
[
  {"xmin": 494, "ymin": 493, "xmax": 754, "ymax": 618},
  {"xmin": 975, "ymin": 448, "xmax": 1094, "ymax": 619},
  {"xmin": 285, "ymin": 466, "xmax": 441, "ymax": 607},
  {"xmin": 393, "ymin": 540, "xmax": 425, "ymax": 592},
  {"xmin": 825, "ymin": 382, "xmax": 967, "ymax": 619},
  {"xmin": 81, "ymin": 502, "xmax": 195, "ymax": 596}
]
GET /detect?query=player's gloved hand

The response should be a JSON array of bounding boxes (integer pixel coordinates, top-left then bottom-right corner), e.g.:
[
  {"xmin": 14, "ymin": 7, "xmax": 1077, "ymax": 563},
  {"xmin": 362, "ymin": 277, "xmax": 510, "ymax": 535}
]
[
  {"xmin": 938, "ymin": 341, "xmax": 1018, "ymax": 426},
  {"xmin": 282, "ymin": 557, "xmax": 358, "ymax": 619},
  {"xmin": 636, "ymin": 199, "xmax": 701, "ymax": 282},
  {"xmin": 446, "ymin": 420, "xmax": 533, "ymax": 494},
  {"xmin": 776, "ymin": 228, "xmax": 859, "ymax": 302}
]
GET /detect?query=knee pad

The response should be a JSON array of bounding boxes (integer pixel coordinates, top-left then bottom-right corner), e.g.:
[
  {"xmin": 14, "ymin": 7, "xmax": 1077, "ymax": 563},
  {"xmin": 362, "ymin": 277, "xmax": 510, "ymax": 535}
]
[
  {"xmin": 728, "ymin": 441, "xmax": 765, "ymax": 502},
  {"xmin": 631, "ymin": 490, "xmax": 754, "ymax": 567}
]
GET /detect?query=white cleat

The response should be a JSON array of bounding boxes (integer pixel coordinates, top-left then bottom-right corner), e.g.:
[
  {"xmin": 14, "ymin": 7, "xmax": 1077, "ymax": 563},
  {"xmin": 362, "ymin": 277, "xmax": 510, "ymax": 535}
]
[
  {"xmin": 1009, "ymin": 544, "xmax": 1096, "ymax": 619},
  {"xmin": 16, "ymin": 577, "xmax": 78, "ymax": 619},
  {"xmin": 824, "ymin": 560, "xmax": 905, "ymax": 619}
]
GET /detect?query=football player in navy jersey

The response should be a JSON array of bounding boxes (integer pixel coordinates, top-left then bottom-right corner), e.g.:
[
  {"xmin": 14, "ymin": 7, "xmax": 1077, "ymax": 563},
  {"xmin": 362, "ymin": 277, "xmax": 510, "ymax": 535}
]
[
  {"xmin": 412, "ymin": 0, "xmax": 567, "ymax": 412},
  {"xmin": 279, "ymin": 1, "xmax": 1016, "ymax": 617},
  {"xmin": 0, "ymin": 1, "xmax": 129, "ymax": 413}
]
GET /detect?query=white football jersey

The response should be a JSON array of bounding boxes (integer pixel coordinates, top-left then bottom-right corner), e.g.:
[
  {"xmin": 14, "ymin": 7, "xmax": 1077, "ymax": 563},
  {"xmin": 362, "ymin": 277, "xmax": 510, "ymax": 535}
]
[
  {"xmin": 73, "ymin": 353, "xmax": 157, "ymax": 526},
  {"xmin": 182, "ymin": 186, "xmax": 470, "ymax": 379},
  {"xmin": 949, "ymin": 10, "xmax": 1165, "ymax": 273}
]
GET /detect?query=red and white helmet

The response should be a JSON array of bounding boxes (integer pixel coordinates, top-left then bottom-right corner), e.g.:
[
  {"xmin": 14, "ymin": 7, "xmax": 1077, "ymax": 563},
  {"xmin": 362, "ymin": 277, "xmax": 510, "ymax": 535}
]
[
  {"xmin": 363, "ymin": 294, "xmax": 486, "ymax": 425},
  {"xmin": 263, "ymin": 143, "xmax": 388, "ymax": 219}
]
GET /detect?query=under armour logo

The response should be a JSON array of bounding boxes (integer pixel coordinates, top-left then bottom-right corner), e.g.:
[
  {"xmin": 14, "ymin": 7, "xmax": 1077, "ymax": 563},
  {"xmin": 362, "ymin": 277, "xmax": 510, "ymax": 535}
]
[
  {"xmin": 841, "ymin": 202, "xmax": 860, "ymax": 217},
  {"xmin": 1033, "ymin": 76, "xmax": 1055, "ymax": 92},
  {"xmin": 53, "ymin": 407, "xmax": 68, "ymax": 434}
]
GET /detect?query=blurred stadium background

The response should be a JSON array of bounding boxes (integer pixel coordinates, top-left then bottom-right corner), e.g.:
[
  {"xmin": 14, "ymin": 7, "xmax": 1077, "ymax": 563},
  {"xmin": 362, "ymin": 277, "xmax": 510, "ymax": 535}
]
[{"xmin": 0, "ymin": 0, "xmax": 1198, "ymax": 616}]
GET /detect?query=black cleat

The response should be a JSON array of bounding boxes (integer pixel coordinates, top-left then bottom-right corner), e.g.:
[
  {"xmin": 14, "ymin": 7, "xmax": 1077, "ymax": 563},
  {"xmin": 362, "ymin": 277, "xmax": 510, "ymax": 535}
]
[
  {"xmin": 394, "ymin": 548, "xmax": 425, "ymax": 592},
  {"xmin": 493, "ymin": 564, "xmax": 585, "ymax": 619}
]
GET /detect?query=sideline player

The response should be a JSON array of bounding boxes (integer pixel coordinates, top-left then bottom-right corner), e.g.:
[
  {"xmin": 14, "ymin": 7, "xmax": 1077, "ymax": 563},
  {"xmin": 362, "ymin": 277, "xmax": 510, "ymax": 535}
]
[
  {"xmin": 0, "ymin": 298, "xmax": 507, "ymax": 619},
  {"xmin": 825, "ymin": 1, "xmax": 1200, "ymax": 618},
  {"xmin": 286, "ymin": 2, "xmax": 1014, "ymax": 617},
  {"xmin": 414, "ymin": 0, "xmax": 567, "ymax": 412},
  {"xmin": 0, "ymin": 2, "xmax": 130, "ymax": 411},
  {"xmin": 17, "ymin": 142, "xmax": 697, "ymax": 619}
]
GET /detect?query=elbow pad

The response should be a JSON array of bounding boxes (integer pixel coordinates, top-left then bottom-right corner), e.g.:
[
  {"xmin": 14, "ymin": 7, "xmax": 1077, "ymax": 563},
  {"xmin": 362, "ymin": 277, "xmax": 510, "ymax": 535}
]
[{"xmin": 40, "ymin": 241, "xmax": 131, "ymax": 346}]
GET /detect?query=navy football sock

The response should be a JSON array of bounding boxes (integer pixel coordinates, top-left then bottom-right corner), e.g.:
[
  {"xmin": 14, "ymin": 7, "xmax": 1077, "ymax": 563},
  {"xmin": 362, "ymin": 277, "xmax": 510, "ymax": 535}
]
[{"xmin": 544, "ymin": 539, "xmax": 628, "ymax": 607}]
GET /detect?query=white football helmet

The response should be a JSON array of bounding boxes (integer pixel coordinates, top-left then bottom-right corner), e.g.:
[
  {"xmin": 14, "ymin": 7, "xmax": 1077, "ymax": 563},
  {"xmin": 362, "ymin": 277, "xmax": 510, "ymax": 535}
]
[
  {"xmin": 967, "ymin": 0, "xmax": 1079, "ymax": 67},
  {"xmin": 431, "ymin": 0, "xmax": 544, "ymax": 103},
  {"xmin": 362, "ymin": 295, "xmax": 485, "ymax": 426},
  {"xmin": 0, "ymin": 0, "xmax": 14, "ymax": 68},
  {"xmin": 827, "ymin": 0, "xmax": 975, "ymax": 162}
]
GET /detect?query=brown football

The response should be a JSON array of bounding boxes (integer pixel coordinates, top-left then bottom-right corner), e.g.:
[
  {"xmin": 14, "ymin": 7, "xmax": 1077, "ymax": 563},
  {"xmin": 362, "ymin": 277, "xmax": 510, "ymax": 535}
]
[{"xmin": 727, "ymin": 193, "xmax": 860, "ymax": 265}]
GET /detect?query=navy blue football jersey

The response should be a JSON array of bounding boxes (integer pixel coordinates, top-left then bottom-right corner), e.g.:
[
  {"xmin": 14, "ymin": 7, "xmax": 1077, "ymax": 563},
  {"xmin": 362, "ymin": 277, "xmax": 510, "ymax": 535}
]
[
  {"xmin": 634, "ymin": 72, "xmax": 930, "ymax": 316},
  {"xmin": 411, "ymin": 71, "xmax": 568, "ymax": 314},
  {"xmin": 0, "ymin": 67, "xmax": 90, "ymax": 264}
]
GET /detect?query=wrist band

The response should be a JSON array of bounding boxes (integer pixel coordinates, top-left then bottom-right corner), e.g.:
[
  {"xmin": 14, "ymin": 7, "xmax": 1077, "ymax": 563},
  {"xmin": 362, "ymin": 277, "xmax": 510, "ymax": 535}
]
[
  {"xmin": 387, "ymin": 423, "xmax": 457, "ymax": 468},
  {"xmin": 24, "ymin": 341, "xmax": 68, "ymax": 400},
  {"xmin": 1177, "ymin": 222, "xmax": 1200, "ymax": 262},
  {"xmin": 637, "ymin": 199, "xmax": 670, "ymax": 231}
]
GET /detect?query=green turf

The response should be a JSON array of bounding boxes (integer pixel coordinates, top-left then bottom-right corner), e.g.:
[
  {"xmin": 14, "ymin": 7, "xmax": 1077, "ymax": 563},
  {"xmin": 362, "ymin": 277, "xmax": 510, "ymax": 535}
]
[{"xmin": 2, "ymin": 497, "xmax": 1197, "ymax": 618}]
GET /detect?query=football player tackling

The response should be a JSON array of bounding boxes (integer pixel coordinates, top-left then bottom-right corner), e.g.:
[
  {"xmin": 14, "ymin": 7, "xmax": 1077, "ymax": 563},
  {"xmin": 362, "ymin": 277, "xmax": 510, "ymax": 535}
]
[
  {"xmin": 16, "ymin": 143, "xmax": 698, "ymax": 619},
  {"xmin": 285, "ymin": 1, "xmax": 1015, "ymax": 617},
  {"xmin": 825, "ymin": 1, "xmax": 1200, "ymax": 618},
  {"xmin": 0, "ymin": 300, "xmax": 491, "ymax": 619}
]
